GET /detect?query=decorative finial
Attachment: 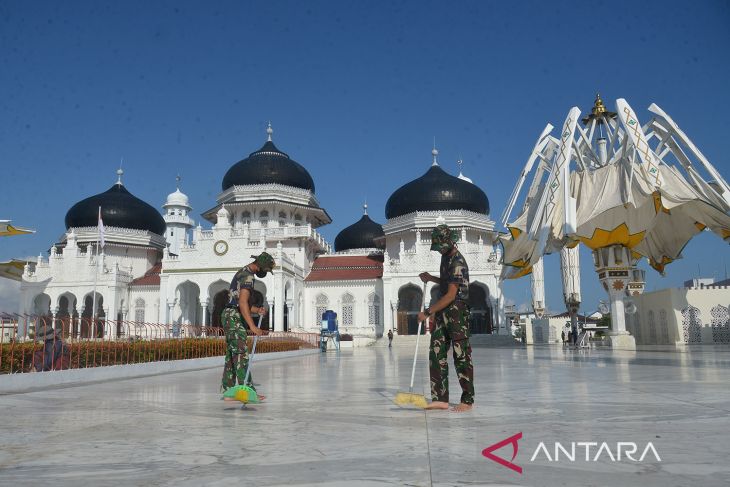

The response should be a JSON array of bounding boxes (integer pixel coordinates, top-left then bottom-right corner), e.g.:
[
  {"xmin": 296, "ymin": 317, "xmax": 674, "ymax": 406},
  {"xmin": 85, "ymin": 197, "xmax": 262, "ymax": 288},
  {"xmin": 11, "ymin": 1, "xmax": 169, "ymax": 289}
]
[
  {"xmin": 116, "ymin": 168, "xmax": 124, "ymax": 185},
  {"xmin": 582, "ymin": 92, "xmax": 617, "ymax": 125},
  {"xmin": 457, "ymin": 156, "xmax": 463, "ymax": 173},
  {"xmin": 176, "ymin": 174, "xmax": 181, "ymax": 190},
  {"xmin": 363, "ymin": 201, "xmax": 368, "ymax": 215},
  {"xmin": 431, "ymin": 138, "xmax": 439, "ymax": 166},
  {"xmin": 267, "ymin": 121, "xmax": 273, "ymax": 142}
]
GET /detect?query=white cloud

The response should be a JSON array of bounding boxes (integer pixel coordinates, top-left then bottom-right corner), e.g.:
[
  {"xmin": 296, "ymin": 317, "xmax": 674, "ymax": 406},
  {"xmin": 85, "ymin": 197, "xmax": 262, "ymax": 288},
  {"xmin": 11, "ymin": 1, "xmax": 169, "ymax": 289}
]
[{"xmin": 0, "ymin": 279, "xmax": 21, "ymax": 313}]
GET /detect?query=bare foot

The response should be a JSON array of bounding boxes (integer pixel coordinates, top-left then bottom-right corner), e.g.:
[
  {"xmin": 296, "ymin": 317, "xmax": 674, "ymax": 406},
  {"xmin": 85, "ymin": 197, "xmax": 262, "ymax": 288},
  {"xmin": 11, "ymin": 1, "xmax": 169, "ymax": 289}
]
[
  {"xmin": 424, "ymin": 401, "xmax": 449, "ymax": 410},
  {"xmin": 451, "ymin": 403, "xmax": 473, "ymax": 413}
]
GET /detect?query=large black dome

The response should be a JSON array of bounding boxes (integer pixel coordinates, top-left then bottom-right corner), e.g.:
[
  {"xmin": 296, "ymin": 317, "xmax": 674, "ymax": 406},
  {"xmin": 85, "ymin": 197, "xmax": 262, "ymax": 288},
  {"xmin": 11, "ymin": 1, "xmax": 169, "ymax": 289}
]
[
  {"xmin": 385, "ymin": 165, "xmax": 489, "ymax": 219},
  {"xmin": 335, "ymin": 214, "xmax": 385, "ymax": 252},
  {"xmin": 65, "ymin": 183, "xmax": 166, "ymax": 236},
  {"xmin": 222, "ymin": 140, "xmax": 315, "ymax": 192}
]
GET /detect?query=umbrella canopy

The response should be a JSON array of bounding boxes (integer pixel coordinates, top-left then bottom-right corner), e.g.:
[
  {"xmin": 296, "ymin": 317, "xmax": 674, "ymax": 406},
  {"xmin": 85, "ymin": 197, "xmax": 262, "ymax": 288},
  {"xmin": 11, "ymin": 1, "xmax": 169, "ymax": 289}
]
[{"xmin": 500, "ymin": 97, "xmax": 730, "ymax": 278}]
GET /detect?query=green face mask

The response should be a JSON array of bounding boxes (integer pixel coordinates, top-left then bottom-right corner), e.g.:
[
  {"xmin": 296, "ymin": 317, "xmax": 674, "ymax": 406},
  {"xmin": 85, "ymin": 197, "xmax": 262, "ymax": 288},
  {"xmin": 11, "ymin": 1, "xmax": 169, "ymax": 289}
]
[{"xmin": 430, "ymin": 239, "xmax": 453, "ymax": 253}]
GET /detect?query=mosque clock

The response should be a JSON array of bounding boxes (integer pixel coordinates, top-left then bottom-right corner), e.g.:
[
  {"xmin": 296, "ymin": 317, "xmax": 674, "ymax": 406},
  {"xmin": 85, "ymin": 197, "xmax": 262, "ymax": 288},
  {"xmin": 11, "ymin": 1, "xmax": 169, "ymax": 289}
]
[{"xmin": 214, "ymin": 240, "xmax": 228, "ymax": 256}]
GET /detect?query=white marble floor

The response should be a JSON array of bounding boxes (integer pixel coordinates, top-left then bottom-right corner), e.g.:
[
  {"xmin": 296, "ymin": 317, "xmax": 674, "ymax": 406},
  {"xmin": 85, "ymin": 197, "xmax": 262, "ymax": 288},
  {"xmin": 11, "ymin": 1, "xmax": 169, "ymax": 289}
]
[{"xmin": 1, "ymin": 343, "xmax": 730, "ymax": 486}]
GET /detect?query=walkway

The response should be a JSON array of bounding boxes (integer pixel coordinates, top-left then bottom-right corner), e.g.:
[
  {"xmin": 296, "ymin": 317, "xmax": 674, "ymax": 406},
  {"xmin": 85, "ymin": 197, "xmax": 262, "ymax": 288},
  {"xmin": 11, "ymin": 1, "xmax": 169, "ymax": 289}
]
[{"xmin": 1, "ymin": 343, "xmax": 729, "ymax": 486}]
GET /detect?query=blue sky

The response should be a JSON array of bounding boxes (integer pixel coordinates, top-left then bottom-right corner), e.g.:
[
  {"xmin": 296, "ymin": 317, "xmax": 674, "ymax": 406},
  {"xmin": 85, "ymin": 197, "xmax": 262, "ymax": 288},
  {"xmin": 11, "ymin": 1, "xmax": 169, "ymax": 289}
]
[{"xmin": 1, "ymin": 1, "xmax": 729, "ymax": 312}]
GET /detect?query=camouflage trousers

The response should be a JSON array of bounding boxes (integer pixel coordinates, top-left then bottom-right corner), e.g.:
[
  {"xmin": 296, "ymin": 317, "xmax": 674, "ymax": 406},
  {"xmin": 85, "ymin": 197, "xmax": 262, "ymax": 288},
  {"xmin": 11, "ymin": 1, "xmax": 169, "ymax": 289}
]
[
  {"xmin": 429, "ymin": 302, "xmax": 474, "ymax": 405},
  {"xmin": 221, "ymin": 308, "xmax": 255, "ymax": 392}
]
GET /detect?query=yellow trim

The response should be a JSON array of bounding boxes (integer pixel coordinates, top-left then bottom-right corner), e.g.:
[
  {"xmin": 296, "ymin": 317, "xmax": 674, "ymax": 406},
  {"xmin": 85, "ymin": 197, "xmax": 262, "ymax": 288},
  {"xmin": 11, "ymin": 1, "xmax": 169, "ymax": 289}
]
[
  {"xmin": 652, "ymin": 192, "xmax": 671, "ymax": 215},
  {"xmin": 507, "ymin": 265, "xmax": 533, "ymax": 280},
  {"xmin": 507, "ymin": 258, "xmax": 530, "ymax": 268},
  {"xmin": 566, "ymin": 239, "xmax": 580, "ymax": 249},
  {"xmin": 695, "ymin": 222, "xmax": 707, "ymax": 232},
  {"xmin": 0, "ymin": 224, "xmax": 34, "ymax": 237},
  {"xmin": 508, "ymin": 227, "xmax": 522, "ymax": 240},
  {"xmin": 577, "ymin": 223, "xmax": 645, "ymax": 250},
  {"xmin": 649, "ymin": 255, "xmax": 673, "ymax": 274},
  {"xmin": 722, "ymin": 229, "xmax": 730, "ymax": 240}
]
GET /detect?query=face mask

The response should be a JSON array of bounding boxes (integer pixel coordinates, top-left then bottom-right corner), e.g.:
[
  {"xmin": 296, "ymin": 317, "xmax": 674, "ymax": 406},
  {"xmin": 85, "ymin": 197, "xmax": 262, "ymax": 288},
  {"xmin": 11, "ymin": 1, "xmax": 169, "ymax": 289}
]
[{"xmin": 430, "ymin": 240, "xmax": 453, "ymax": 253}]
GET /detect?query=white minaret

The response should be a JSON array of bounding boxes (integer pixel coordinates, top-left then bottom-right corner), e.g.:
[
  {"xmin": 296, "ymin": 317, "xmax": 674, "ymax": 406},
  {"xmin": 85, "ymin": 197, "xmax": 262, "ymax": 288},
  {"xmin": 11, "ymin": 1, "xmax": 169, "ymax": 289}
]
[{"xmin": 162, "ymin": 176, "xmax": 194, "ymax": 255}]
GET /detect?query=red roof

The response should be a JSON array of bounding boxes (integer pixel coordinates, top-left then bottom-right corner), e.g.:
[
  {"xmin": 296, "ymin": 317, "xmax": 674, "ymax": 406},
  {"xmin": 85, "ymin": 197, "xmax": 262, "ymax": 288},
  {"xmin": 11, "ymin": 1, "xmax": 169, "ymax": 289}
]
[
  {"xmin": 130, "ymin": 263, "xmax": 162, "ymax": 286},
  {"xmin": 305, "ymin": 255, "xmax": 383, "ymax": 282}
]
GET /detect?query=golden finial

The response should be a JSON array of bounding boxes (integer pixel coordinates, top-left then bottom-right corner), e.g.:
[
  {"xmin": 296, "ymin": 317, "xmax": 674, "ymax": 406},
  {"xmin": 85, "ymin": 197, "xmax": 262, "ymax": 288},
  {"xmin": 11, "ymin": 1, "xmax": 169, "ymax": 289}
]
[{"xmin": 582, "ymin": 92, "xmax": 617, "ymax": 125}]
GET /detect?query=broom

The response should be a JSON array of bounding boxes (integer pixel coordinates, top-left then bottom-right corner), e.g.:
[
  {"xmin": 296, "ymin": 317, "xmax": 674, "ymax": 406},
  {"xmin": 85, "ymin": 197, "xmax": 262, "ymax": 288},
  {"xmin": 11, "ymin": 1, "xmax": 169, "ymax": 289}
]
[
  {"xmin": 394, "ymin": 281, "xmax": 429, "ymax": 409},
  {"xmin": 223, "ymin": 313, "xmax": 263, "ymax": 404}
]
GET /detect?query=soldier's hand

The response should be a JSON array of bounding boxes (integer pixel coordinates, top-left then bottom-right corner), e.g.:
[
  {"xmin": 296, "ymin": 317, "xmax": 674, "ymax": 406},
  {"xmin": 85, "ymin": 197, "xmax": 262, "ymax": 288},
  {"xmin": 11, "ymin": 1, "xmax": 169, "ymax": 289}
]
[
  {"xmin": 418, "ymin": 272, "xmax": 432, "ymax": 283},
  {"xmin": 417, "ymin": 311, "xmax": 429, "ymax": 323}
]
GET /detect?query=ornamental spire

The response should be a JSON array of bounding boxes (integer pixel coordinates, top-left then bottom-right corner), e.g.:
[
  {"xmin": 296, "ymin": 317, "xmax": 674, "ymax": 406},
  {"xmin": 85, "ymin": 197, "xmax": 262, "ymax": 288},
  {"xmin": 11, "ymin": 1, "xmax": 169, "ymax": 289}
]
[
  {"xmin": 363, "ymin": 201, "xmax": 368, "ymax": 215},
  {"xmin": 116, "ymin": 168, "xmax": 124, "ymax": 185},
  {"xmin": 432, "ymin": 137, "xmax": 439, "ymax": 166},
  {"xmin": 267, "ymin": 121, "xmax": 273, "ymax": 141}
]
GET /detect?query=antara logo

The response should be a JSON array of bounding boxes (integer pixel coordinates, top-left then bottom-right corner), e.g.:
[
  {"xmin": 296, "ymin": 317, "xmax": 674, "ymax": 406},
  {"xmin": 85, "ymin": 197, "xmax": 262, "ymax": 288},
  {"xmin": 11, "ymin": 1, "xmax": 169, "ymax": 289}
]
[{"xmin": 482, "ymin": 433, "xmax": 661, "ymax": 474}]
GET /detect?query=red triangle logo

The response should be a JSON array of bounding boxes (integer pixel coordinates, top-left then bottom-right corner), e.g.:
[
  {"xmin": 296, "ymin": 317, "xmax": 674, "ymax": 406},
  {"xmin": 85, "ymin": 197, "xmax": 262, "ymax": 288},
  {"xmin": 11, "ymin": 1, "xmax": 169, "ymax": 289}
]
[{"xmin": 482, "ymin": 432, "xmax": 523, "ymax": 474}]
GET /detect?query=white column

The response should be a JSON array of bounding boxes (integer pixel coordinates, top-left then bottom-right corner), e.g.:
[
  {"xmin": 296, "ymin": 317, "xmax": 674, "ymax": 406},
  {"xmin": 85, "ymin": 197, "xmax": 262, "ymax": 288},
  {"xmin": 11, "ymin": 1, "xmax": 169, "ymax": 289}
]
[{"xmin": 530, "ymin": 257, "xmax": 545, "ymax": 318}]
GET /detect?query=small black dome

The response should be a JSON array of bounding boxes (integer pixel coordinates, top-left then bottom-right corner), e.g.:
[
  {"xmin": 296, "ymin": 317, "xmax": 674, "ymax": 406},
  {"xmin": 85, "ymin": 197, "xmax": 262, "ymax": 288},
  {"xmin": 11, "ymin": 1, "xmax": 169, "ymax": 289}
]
[
  {"xmin": 335, "ymin": 214, "xmax": 385, "ymax": 252},
  {"xmin": 222, "ymin": 140, "xmax": 315, "ymax": 192},
  {"xmin": 385, "ymin": 165, "xmax": 489, "ymax": 219},
  {"xmin": 65, "ymin": 183, "xmax": 166, "ymax": 236}
]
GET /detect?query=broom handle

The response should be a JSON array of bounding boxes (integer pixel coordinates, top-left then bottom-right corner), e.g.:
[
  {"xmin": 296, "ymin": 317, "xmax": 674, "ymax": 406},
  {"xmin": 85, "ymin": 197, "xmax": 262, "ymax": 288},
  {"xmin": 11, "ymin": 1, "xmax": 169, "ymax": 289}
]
[
  {"xmin": 408, "ymin": 281, "xmax": 428, "ymax": 392},
  {"xmin": 243, "ymin": 313, "xmax": 264, "ymax": 386}
]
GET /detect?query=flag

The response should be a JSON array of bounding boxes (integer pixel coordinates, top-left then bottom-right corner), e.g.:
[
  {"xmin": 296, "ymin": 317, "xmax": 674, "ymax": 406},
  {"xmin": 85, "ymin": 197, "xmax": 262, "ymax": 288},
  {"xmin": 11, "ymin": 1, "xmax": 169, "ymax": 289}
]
[{"xmin": 98, "ymin": 206, "xmax": 105, "ymax": 249}]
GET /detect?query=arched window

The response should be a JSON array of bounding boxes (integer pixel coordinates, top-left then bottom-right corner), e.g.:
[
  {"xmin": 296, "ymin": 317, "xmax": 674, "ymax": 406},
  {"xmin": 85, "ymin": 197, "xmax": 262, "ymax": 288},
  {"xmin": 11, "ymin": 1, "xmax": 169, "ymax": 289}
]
[
  {"xmin": 315, "ymin": 294, "xmax": 328, "ymax": 327},
  {"xmin": 294, "ymin": 214, "xmax": 302, "ymax": 227},
  {"xmin": 368, "ymin": 293, "xmax": 380, "ymax": 326},
  {"xmin": 242, "ymin": 211, "xmax": 251, "ymax": 225},
  {"xmin": 342, "ymin": 293, "xmax": 354, "ymax": 327},
  {"xmin": 681, "ymin": 306, "xmax": 702, "ymax": 343},
  {"xmin": 134, "ymin": 298, "xmax": 145, "ymax": 323},
  {"xmin": 260, "ymin": 210, "xmax": 269, "ymax": 228}
]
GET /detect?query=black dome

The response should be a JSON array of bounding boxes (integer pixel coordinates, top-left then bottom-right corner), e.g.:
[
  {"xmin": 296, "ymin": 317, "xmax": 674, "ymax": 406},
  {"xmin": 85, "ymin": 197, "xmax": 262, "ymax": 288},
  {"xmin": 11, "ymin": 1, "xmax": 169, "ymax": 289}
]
[
  {"xmin": 65, "ymin": 183, "xmax": 166, "ymax": 236},
  {"xmin": 335, "ymin": 214, "xmax": 385, "ymax": 252},
  {"xmin": 222, "ymin": 140, "xmax": 315, "ymax": 192},
  {"xmin": 385, "ymin": 165, "xmax": 489, "ymax": 219}
]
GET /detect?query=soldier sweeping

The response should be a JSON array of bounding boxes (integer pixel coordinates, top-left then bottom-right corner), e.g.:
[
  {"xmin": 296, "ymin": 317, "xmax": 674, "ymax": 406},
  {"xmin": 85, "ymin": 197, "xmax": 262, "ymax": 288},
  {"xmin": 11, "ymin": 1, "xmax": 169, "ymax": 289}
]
[
  {"xmin": 417, "ymin": 224, "xmax": 474, "ymax": 412},
  {"xmin": 221, "ymin": 251, "xmax": 274, "ymax": 401}
]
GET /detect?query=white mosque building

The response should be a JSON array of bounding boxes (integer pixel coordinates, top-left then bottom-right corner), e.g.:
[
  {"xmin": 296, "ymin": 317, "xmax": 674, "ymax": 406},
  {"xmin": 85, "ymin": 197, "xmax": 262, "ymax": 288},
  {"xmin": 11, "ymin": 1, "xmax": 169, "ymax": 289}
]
[{"xmin": 18, "ymin": 126, "xmax": 505, "ymax": 341}]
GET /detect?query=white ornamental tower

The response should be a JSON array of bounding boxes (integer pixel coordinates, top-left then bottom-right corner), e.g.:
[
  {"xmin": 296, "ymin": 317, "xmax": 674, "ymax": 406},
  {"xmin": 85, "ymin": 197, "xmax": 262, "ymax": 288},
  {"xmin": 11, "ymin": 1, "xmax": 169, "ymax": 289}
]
[{"xmin": 163, "ymin": 176, "xmax": 194, "ymax": 255}]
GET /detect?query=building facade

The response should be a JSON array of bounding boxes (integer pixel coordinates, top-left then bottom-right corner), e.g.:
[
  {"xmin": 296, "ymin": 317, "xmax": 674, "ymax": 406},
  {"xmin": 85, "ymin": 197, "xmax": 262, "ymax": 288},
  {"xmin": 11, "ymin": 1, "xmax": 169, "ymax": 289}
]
[{"xmin": 18, "ymin": 128, "xmax": 505, "ymax": 341}]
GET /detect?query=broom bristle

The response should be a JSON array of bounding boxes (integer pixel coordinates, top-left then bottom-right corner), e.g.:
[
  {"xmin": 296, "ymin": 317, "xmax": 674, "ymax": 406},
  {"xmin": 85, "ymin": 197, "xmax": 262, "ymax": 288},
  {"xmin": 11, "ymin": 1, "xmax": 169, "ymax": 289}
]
[
  {"xmin": 234, "ymin": 386, "xmax": 259, "ymax": 404},
  {"xmin": 394, "ymin": 392, "xmax": 428, "ymax": 409}
]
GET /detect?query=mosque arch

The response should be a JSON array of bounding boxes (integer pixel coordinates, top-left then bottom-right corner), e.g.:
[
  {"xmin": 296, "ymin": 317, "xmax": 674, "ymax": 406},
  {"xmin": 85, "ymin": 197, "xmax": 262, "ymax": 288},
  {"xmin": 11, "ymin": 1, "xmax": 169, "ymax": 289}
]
[
  {"xmin": 469, "ymin": 282, "xmax": 492, "ymax": 334},
  {"xmin": 208, "ymin": 280, "xmax": 229, "ymax": 328},
  {"xmin": 57, "ymin": 292, "xmax": 77, "ymax": 338},
  {"xmin": 175, "ymin": 280, "xmax": 201, "ymax": 326},
  {"xmin": 32, "ymin": 293, "xmax": 51, "ymax": 316},
  {"xmin": 397, "ymin": 283, "xmax": 424, "ymax": 335},
  {"xmin": 80, "ymin": 292, "xmax": 105, "ymax": 338}
]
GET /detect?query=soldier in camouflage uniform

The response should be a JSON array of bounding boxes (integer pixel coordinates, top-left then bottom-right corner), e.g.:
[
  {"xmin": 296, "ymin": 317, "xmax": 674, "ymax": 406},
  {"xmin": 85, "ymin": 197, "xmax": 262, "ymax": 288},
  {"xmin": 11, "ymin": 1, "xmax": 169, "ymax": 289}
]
[
  {"xmin": 221, "ymin": 252, "xmax": 275, "ymax": 398},
  {"xmin": 417, "ymin": 224, "xmax": 474, "ymax": 412}
]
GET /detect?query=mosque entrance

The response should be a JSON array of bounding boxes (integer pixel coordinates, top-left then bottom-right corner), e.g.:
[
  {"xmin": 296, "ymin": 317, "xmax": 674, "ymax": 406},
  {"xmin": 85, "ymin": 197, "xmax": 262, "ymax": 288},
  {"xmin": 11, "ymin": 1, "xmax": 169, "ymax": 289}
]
[
  {"xmin": 211, "ymin": 290, "xmax": 228, "ymax": 329},
  {"xmin": 468, "ymin": 284, "xmax": 493, "ymax": 334},
  {"xmin": 397, "ymin": 285, "xmax": 425, "ymax": 335}
]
